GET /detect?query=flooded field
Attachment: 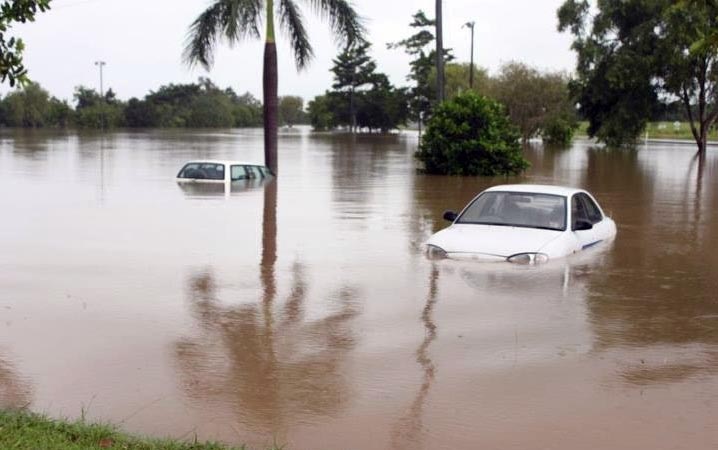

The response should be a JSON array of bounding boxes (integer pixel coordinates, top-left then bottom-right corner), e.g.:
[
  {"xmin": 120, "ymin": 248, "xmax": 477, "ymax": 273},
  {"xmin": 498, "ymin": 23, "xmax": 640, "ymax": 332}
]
[{"xmin": 1, "ymin": 128, "xmax": 717, "ymax": 449}]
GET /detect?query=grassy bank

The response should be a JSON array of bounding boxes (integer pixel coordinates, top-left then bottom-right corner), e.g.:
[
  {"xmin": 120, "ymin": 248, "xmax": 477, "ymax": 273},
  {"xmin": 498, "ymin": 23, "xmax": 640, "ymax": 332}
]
[
  {"xmin": 576, "ymin": 121, "xmax": 718, "ymax": 141},
  {"xmin": 0, "ymin": 410, "xmax": 277, "ymax": 450}
]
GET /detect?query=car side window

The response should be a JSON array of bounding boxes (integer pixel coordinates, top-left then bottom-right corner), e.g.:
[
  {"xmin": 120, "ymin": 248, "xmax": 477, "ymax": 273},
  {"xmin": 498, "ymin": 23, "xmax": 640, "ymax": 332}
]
[
  {"xmin": 230, "ymin": 165, "xmax": 246, "ymax": 181},
  {"xmin": 244, "ymin": 165, "xmax": 262, "ymax": 179},
  {"xmin": 579, "ymin": 193, "xmax": 603, "ymax": 224},
  {"xmin": 178, "ymin": 163, "xmax": 201, "ymax": 178},
  {"xmin": 571, "ymin": 195, "xmax": 589, "ymax": 230}
]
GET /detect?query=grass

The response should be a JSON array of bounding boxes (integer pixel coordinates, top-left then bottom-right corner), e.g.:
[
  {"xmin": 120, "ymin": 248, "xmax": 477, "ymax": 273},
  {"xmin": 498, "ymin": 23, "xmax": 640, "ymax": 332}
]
[
  {"xmin": 0, "ymin": 410, "xmax": 280, "ymax": 450},
  {"xmin": 575, "ymin": 121, "xmax": 718, "ymax": 141}
]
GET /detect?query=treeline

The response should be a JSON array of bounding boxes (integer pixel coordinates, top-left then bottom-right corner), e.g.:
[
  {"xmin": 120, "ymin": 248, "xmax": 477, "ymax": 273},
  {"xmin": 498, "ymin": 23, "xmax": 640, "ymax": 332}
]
[
  {"xmin": 0, "ymin": 78, "xmax": 308, "ymax": 129},
  {"xmin": 306, "ymin": 10, "xmax": 579, "ymax": 144}
]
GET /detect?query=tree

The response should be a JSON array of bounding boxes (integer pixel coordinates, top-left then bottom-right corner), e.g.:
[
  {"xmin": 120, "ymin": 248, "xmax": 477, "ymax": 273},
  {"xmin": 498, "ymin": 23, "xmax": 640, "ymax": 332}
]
[
  {"xmin": 1, "ymin": 82, "xmax": 50, "ymax": 126},
  {"xmin": 0, "ymin": 0, "xmax": 51, "ymax": 86},
  {"xmin": 307, "ymin": 93, "xmax": 335, "ymax": 130},
  {"xmin": 437, "ymin": 62, "xmax": 488, "ymax": 99},
  {"xmin": 416, "ymin": 92, "xmax": 529, "ymax": 176},
  {"xmin": 184, "ymin": 0, "xmax": 364, "ymax": 175},
  {"xmin": 73, "ymin": 85, "xmax": 125, "ymax": 128},
  {"xmin": 330, "ymin": 40, "xmax": 376, "ymax": 132},
  {"xmin": 355, "ymin": 75, "xmax": 409, "ymax": 133},
  {"xmin": 388, "ymin": 10, "xmax": 453, "ymax": 123},
  {"xmin": 278, "ymin": 95, "xmax": 304, "ymax": 127},
  {"xmin": 558, "ymin": 0, "xmax": 718, "ymax": 154},
  {"xmin": 228, "ymin": 91, "xmax": 263, "ymax": 127},
  {"xmin": 489, "ymin": 62, "xmax": 577, "ymax": 143}
]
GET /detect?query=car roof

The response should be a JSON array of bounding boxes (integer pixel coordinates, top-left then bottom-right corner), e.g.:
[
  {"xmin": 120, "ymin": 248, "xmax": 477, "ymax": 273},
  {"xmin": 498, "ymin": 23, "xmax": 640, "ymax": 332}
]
[
  {"xmin": 484, "ymin": 184, "xmax": 586, "ymax": 197},
  {"xmin": 182, "ymin": 160, "xmax": 266, "ymax": 167}
]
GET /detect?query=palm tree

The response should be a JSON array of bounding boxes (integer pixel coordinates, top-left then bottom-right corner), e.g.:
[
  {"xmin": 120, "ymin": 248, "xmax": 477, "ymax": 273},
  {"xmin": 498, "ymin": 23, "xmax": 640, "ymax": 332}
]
[{"xmin": 184, "ymin": 0, "xmax": 364, "ymax": 175}]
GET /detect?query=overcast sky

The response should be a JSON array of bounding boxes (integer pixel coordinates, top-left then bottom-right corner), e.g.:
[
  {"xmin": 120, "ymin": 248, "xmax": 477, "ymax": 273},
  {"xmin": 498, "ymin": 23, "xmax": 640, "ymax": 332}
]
[{"xmin": 6, "ymin": 0, "xmax": 575, "ymax": 102}]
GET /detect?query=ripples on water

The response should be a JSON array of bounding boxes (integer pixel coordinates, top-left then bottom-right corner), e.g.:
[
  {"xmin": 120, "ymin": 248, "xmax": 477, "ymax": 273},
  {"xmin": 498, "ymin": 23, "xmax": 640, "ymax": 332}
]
[{"xmin": 0, "ymin": 128, "xmax": 717, "ymax": 449}]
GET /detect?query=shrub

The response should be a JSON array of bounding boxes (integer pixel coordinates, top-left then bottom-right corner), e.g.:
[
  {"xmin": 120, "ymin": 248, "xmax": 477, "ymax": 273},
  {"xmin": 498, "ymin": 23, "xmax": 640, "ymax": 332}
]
[
  {"xmin": 416, "ymin": 92, "xmax": 529, "ymax": 176},
  {"xmin": 542, "ymin": 115, "xmax": 578, "ymax": 146}
]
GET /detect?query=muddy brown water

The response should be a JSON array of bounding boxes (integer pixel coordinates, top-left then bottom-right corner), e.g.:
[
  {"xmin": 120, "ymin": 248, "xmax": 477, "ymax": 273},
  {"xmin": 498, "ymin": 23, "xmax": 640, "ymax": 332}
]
[{"xmin": 1, "ymin": 128, "xmax": 717, "ymax": 449}]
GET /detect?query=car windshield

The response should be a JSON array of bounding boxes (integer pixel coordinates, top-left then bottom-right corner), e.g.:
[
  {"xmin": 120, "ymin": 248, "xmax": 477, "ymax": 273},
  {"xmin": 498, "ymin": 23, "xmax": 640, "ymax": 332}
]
[{"xmin": 457, "ymin": 191, "xmax": 566, "ymax": 231}]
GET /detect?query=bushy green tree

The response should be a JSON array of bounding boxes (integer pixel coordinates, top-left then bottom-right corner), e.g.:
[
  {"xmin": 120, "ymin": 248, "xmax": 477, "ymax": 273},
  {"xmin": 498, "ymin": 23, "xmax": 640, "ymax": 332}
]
[
  {"xmin": 488, "ymin": 62, "xmax": 577, "ymax": 143},
  {"xmin": 73, "ymin": 86, "xmax": 125, "ymax": 128},
  {"xmin": 278, "ymin": 95, "xmax": 304, "ymax": 127},
  {"xmin": 416, "ymin": 92, "xmax": 529, "ymax": 176},
  {"xmin": 307, "ymin": 94, "xmax": 335, "ymax": 131},
  {"xmin": 354, "ymin": 75, "xmax": 409, "ymax": 132},
  {"xmin": 227, "ymin": 90, "xmax": 263, "ymax": 127},
  {"xmin": 0, "ymin": 82, "xmax": 70, "ymax": 127},
  {"xmin": 558, "ymin": 0, "xmax": 718, "ymax": 154},
  {"xmin": 441, "ymin": 62, "xmax": 489, "ymax": 99},
  {"xmin": 2, "ymin": 82, "xmax": 50, "ymax": 126}
]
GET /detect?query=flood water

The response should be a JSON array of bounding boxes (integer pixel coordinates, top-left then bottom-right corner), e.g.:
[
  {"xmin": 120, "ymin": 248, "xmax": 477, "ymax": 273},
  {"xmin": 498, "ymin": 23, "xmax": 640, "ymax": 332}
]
[{"xmin": 1, "ymin": 128, "xmax": 717, "ymax": 449}]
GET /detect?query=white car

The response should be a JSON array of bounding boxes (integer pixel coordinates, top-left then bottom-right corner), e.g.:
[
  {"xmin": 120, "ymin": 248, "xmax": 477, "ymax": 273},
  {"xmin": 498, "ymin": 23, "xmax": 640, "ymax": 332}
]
[
  {"xmin": 426, "ymin": 184, "xmax": 616, "ymax": 263},
  {"xmin": 176, "ymin": 160, "xmax": 272, "ymax": 183}
]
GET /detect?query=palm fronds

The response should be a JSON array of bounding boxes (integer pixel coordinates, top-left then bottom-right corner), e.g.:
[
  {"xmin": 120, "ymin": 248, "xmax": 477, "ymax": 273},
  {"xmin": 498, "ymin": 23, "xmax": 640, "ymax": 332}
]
[
  {"xmin": 184, "ymin": 0, "xmax": 263, "ymax": 70},
  {"xmin": 279, "ymin": 0, "xmax": 313, "ymax": 70}
]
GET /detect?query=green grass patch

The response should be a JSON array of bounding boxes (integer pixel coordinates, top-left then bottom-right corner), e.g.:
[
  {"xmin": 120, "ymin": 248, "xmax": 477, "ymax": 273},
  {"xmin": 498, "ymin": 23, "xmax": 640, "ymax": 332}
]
[
  {"xmin": 0, "ymin": 410, "xmax": 279, "ymax": 450},
  {"xmin": 575, "ymin": 121, "xmax": 718, "ymax": 141}
]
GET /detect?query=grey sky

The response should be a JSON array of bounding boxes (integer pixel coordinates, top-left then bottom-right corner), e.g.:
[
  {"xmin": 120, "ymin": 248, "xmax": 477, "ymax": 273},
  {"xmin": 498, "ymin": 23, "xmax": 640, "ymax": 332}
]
[{"xmin": 7, "ymin": 0, "xmax": 575, "ymax": 102}]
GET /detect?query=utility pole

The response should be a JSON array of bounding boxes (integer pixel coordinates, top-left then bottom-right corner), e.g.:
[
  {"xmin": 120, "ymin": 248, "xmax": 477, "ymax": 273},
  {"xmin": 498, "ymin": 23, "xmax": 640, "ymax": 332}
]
[
  {"xmin": 94, "ymin": 61, "xmax": 106, "ymax": 129},
  {"xmin": 435, "ymin": 0, "xmax": 445, "ymax": 102},
  {"xmin": 464, "ymin": 21, "xmax": 475, "ymax": 89}
]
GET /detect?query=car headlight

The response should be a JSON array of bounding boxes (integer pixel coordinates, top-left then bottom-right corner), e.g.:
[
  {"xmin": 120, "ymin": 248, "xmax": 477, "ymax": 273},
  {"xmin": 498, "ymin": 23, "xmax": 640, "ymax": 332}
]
[
  {"xmin": 507, "ymin": 253, "xmax": 549, "ymax": 265},
  {"xmin": 426, "ymin": 244, "xmax": 448, "ymax": 260}
]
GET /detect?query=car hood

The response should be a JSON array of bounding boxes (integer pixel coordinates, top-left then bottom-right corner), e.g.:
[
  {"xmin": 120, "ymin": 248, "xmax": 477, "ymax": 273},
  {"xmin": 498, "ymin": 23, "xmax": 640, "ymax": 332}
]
[{"xmin": 427, "ymin": 224, "xmax": 562, "ymax": 257}]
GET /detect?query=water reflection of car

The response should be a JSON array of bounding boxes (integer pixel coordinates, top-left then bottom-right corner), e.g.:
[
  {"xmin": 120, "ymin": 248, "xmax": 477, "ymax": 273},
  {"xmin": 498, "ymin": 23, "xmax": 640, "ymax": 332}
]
[
  {"xmin": 427, "ymin": 184, "xmax": 616, "ymax": 264},
  {"xmin": 176, "ymin": 160, "xmax": 272, "ymax": 184}
]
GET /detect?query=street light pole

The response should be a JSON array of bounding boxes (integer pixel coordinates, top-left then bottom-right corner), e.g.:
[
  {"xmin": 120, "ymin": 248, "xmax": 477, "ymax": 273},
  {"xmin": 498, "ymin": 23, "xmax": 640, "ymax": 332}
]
[
  {"xmin": 463, "ymin": 22, "xmax": 475, "ymax": 89},
  {"xmin": 94, "ymin": 61, "xmax": 106, "ymax": 129},
  {"xmin": 435, "ymin": 0, "xmax": 445, "ymax": 102}
]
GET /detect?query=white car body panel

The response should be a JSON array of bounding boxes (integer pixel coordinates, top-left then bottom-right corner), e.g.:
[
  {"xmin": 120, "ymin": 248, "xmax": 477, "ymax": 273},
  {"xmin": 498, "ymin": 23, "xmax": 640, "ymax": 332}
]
[{"xmin": 427, "ymin": 184, "xmax": 617, "ymax": 262}]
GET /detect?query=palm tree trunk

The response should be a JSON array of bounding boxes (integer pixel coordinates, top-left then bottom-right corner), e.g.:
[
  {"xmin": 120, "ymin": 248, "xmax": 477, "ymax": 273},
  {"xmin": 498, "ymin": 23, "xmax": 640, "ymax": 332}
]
[{"xmin": 263, "ymin": 0, "xmax": 279, "ymax": 175}]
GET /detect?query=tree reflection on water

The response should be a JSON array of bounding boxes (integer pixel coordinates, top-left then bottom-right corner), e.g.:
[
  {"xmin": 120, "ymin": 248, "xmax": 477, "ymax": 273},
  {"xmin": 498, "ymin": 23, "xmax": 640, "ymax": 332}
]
[{"xmin": 173, "ymin": 180, "xmax": 359, "ymax": 432}]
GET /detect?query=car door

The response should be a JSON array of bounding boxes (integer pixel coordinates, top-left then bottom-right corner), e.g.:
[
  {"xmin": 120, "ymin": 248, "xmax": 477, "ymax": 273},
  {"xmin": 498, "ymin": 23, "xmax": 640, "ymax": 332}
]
[
  {"xmin": 571, "ymin": 194, "xmax": 599, "ymax": 250},
  {"xmin": 578, "ymin": 193, "xmax": 612, "ymax": 243}
]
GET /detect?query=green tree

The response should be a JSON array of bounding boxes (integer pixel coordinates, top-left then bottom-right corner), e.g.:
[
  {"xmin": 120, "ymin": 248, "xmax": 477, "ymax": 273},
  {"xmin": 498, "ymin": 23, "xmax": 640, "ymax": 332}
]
[
  {"xmin": 1, "ymin": 82, "xmax": 50, "ymax": 126},
  {"xmin": 226, "ymin": 90, "xmax": 263, "ymax": 127},
  {"xmin": 416, "ymin": 92, "xmax": 529, "ymax": 176},
  {"xmin": 73, "ymin": 85, "xmax": 125, "ymax": 128},
  {"xmin": 307, "ymin": 93, "xmax": 335, "ymax": 130},
  {"xmin": 0, "ymin": 0, "xmax": 51, "ymax": 86},
  {"xmin": 489, "ymin": 61, "xmax": 577, "ymax": 143},
  {"xmin": 436, "ymin": 62, "xmax": 488, "ymax": 99},
  {"xmin": 355, "ymin": 75, "xmax": 409, "ymax": 133},
  {"xmin": 558, "ymin": 0, "xmax": 718, "ymax": 154},
  {"xmin": 184, "ymin": 0, "xmax": 364, "ymax": 175},
  {"xmin": 278, "ymin": 95, "xmax": 304, "ymax": 127},
  {"xmin": 330, "ymin": 40, "xmax": 376, "ymax": 132},
  {"xmin": 388, "ymin": 10, "xmax": 453, "ymax": 123}
]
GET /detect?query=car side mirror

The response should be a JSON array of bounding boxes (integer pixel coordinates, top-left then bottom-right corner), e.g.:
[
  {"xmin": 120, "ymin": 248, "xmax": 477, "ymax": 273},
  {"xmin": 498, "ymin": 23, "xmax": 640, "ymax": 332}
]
[
  {"xmin": 443, "ymin": 210, "xmax": 457, "ymax": 222},
  {"xmin": 574, "ymin": 219, "xmax": 593, "ymax": 231}
]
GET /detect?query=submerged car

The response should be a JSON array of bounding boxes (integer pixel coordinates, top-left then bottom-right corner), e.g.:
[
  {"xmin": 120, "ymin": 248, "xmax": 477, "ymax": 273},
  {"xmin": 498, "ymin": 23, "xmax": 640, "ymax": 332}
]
[
  {"xmin": 176, "ymin": 160, "xmax": 272, "ymax": 183},
  {"xmin": 426, "ymin": 184, "xmax": 616, "ymax": 263}
]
